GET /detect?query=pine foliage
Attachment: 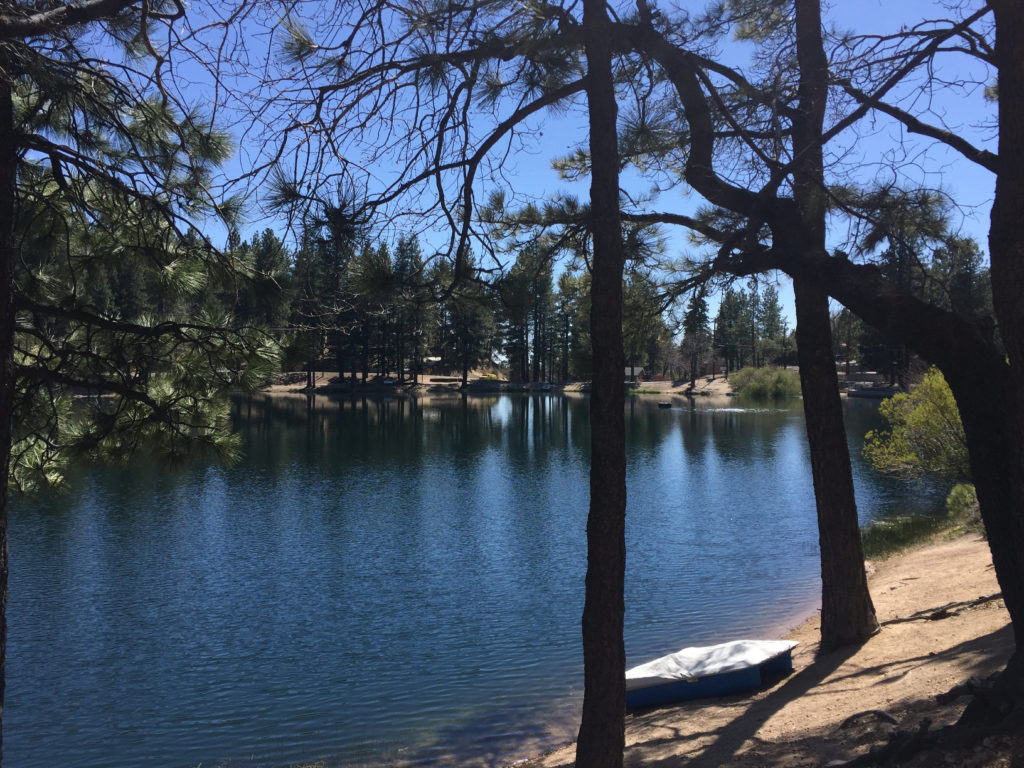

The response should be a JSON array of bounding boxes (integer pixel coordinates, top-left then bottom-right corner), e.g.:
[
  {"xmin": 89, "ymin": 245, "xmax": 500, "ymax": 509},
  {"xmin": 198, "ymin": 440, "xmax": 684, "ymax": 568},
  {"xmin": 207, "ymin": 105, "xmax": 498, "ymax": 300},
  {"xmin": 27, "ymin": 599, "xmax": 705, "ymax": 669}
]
[{"xmin": 6, "ymin": 3, "xmax": 279, "ymax": 490}]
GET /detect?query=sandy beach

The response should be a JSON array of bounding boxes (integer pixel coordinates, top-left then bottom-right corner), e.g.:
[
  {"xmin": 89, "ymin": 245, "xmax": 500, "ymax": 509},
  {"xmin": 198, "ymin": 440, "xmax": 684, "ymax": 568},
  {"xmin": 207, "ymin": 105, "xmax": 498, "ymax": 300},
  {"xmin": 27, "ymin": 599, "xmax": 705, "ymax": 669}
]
[{"xmin": 517, "ymin": 533, "xmax": 1014, "ymax": 767}]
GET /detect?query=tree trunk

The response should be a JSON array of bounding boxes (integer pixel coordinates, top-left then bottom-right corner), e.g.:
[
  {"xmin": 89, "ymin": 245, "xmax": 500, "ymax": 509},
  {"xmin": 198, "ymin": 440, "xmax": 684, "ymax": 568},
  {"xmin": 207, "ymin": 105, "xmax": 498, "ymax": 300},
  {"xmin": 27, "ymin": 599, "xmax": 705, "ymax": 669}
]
[
  {"xmin": 411, "ymin": 324, "xmax": 419, "ymax": 385},
  {"xmin": 576, "ymin": 0, "xmax": 626, "ymax": 765},
  {"xmin": 563, "ymin": 314, "xmax": 569, "ymax": 383},
  {"xmin": 988, "ymin": 0, "xmax": 1024, "ymax": 634},
  {"xmin": 990, "ymin": 0, "xmax": 1024, "ymax": 374},
  {"xmin": 361, "ymin": 325, "xmax": 369, "ymax": 383},
  {"xmin": 965, "ymin": 0, "xmax": 1024, "ymax": 703},
  {"xmin": 946, "ymin": 366, "xmax": 1024, "ymax": 646},
  {"xmin": 793, "ymin": 279, "xmax": 878, "ymax": 650},
  {"xmin": 0, "ymin": 72, "xmax": 15, "ymax": 764},
  {"xmin": 730, "ymin": 244, "xmax": 1024, "ymax": 663},
  {"xmin": 396, "ymin": 313, "xmax": 404, "ymax": 383},
  {"xmin": 538, "ymin": 323, "xmax": 543, "ymax": 383},
  {"xmin": 790, "ymin": 0, "xmax": 877, "ymax": 651}
]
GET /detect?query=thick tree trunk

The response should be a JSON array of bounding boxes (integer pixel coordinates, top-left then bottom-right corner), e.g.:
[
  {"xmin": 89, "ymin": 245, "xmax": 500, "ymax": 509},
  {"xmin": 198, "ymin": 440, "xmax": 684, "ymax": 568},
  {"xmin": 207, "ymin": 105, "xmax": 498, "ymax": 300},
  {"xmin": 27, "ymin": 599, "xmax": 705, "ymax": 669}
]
[
  {"xmin": 789, "ymin": 0, "xmax": 878, "ymax": 651},
  {"xmin": 793, "ymin": 279, "xmax": 878, "ymax": 651},
  {"xmin": 0, "ymin": 73, "xmax": 15, "ymax": 765},
  {"xmin": 944, "ymin": 358, "xmax": 1024, "ymax": 720},
  {"xmin": 989, "ymin": 0, "xmax": 1024, "ymax": 378},
  {"xmin": 969, "ymin": 0, "xmax": 1024, "ymax": 703},
  {"xmin": 988, "ymin": 0, "xmax": 1024, "ymax": 638},
  {"xmin": 576, "ymin": 0, "xmax": 626, "ymax": 765},
  {"xmin": 730, "ymin": 245, "xmax": 1024, "ymax": 663},
  {"xmin": 946, "ymin": 366, "xmax": 1024, "ymax": 647}
]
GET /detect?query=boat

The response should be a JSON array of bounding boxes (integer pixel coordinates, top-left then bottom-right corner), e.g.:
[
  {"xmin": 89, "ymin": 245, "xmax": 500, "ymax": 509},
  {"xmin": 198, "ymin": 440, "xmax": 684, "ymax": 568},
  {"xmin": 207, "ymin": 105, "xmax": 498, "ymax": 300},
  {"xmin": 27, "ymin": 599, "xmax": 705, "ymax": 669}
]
[
  {"xmin": 625, "ymin": 639, "xmax": 798, "ymax": 709},
  {"xmin": 846, "ymin": 386, "xmax": 901, "ymax": 399},
  {"xmin": 658, "ymin": 401, "xmax": 671, "ymax": 409}
]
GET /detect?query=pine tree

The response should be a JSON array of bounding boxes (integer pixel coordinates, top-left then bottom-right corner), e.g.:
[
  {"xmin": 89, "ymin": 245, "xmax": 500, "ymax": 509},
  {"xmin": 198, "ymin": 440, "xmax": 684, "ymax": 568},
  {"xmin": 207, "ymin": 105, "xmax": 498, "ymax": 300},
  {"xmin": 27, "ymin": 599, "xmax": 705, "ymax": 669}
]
[
  {"xmin": 682, "ymin": 288, "xmax": 710, "ymax": 389},
  {"xmin": 0, "ymin": 2, "xmax": 278, "ymax": 754},
  {"xmin": 758, "ymin": 285, "xmax": 786, "ymax": 365},
  {"xmin": 558, "ymin": 271, "xmax": 592, "ymax": 381}
]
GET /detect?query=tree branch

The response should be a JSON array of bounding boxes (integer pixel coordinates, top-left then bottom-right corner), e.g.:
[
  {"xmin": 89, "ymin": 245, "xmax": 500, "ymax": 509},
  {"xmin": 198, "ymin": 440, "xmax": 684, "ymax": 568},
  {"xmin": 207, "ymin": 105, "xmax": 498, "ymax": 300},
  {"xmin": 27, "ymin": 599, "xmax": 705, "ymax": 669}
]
[
  {"xmin": 0, "ymin": 0, "xmax": 146, "ymax": 39},
  {"xmin": 621, "ymin": 210, "xmax": 727, "ymax": 241},
  {"xmin": 840, "ymin": 82, "xmax": 998, "ymax": 172}
]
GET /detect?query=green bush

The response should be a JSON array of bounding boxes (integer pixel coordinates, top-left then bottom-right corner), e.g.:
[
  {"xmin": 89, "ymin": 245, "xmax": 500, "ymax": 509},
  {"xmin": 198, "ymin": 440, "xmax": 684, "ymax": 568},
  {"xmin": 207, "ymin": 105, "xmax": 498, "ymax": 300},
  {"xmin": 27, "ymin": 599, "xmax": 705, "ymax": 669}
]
[
  {"xmin": 863, "ymin": 367, "xmax": 969, "ymax": 481},
  {"xmin": 859, "ymin": 372, "xmax": 979, "ymax": 558},
  {"xmin": 946, "ymin": 483, "xmax": 981, "ymax": 524},
  {"xmin": 728, "ymin": 366, "xmax": 801, "ymax": 399}
]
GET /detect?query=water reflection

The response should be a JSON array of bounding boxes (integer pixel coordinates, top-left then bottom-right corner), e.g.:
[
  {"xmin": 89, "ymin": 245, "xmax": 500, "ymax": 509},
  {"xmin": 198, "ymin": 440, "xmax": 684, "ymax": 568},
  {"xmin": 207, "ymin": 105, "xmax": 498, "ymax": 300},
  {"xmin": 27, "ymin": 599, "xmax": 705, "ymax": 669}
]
[{"xmin": 7, "ymin": 393, "xmax": 941, "ymax": 768}]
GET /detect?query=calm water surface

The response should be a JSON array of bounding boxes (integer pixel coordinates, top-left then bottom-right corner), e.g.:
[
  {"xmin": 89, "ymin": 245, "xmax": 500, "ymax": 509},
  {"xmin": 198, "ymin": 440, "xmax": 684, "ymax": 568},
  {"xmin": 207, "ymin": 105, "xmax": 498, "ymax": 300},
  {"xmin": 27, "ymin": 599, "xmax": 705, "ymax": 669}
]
[{"xmin": 7, "ymin": 393, "xmax": 942, "ymax": 767}]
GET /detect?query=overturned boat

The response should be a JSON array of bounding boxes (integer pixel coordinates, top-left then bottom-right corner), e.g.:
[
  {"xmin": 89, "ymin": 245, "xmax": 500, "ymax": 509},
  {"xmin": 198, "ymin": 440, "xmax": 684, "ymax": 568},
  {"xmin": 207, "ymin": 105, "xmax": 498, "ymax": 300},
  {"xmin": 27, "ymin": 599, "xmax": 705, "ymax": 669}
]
[{"xmin": 625, "ymin": 639, "xmax": 798, "ymax": 709}]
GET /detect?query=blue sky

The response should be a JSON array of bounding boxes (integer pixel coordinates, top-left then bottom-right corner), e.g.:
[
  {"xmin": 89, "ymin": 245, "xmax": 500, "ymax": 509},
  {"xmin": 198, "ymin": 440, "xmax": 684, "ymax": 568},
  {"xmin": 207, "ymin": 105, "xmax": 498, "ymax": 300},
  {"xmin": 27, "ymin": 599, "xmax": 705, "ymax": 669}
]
[
  {"xmin": 200, "ymin": 0, "xmax": 997, "ymax": 328},
  {"xmin": 494, "ymin": 0, "xmax": 996, "ymax": 324}
]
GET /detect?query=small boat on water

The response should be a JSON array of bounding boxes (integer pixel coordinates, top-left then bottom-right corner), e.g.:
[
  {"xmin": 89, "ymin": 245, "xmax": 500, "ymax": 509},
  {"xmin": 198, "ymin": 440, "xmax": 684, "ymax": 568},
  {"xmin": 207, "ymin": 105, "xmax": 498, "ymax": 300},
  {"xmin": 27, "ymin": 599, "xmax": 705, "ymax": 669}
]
[
  {"xmin": 846, "ymin": 386, "xmax": 901, "ymax": 399},
  {"xmin": 657, "ymin": 401, "xmax": 671, "ymax": 409},
  {"xmin": 625, "ymin": 639, "xmax": 798, "ymax": 709}
]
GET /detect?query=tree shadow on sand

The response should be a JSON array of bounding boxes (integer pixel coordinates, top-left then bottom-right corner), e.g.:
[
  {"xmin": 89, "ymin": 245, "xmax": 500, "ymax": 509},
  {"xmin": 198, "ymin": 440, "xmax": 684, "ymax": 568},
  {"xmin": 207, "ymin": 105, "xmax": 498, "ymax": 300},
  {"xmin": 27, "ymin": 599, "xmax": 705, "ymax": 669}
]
[{"xmin": 626, "ymin": 624, "xmax": 1013, "ymax": 768}]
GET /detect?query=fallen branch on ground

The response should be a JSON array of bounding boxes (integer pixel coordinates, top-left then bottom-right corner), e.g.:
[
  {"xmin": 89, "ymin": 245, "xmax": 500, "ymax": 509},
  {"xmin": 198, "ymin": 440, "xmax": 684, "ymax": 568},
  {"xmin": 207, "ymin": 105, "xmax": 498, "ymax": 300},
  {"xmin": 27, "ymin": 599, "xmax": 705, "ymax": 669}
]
[{"xmin": 881, "ymin": 593, "xmax": 1002, "ymax": 625}]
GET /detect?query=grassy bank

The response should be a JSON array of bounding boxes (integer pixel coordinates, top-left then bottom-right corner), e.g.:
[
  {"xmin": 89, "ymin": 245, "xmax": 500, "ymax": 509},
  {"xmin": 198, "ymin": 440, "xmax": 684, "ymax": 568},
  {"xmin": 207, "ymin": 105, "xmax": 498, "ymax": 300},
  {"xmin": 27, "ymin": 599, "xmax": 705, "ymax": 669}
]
[{"xmin": 860, "ymin": 483, "xmax": 982, "ymax": 559}]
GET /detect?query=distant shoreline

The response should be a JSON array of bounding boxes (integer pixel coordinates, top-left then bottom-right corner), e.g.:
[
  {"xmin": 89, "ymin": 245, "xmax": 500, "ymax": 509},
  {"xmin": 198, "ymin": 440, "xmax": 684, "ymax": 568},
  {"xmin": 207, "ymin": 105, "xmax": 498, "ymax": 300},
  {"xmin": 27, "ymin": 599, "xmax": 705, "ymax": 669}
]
[{"xmin": 262, "ymin": 371, "xmax": 736, "ymax": 398}]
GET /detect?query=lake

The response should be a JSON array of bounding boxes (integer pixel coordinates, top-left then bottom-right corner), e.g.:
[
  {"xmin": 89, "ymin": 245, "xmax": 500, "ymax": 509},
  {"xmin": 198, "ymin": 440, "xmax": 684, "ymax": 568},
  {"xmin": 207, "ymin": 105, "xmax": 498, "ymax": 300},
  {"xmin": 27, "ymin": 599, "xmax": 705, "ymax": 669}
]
[{"xmin": 6, "ymin": 392, "xmax": 943, "ymax": 767}]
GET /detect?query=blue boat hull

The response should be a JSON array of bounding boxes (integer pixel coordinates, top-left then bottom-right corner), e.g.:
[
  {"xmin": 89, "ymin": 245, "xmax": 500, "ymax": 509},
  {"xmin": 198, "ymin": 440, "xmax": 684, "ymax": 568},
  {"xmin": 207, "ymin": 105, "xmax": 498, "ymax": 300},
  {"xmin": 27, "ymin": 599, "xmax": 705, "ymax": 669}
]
[{"xmin": 625, "ymin": 646, "xmax": 794, "ymax": 709}]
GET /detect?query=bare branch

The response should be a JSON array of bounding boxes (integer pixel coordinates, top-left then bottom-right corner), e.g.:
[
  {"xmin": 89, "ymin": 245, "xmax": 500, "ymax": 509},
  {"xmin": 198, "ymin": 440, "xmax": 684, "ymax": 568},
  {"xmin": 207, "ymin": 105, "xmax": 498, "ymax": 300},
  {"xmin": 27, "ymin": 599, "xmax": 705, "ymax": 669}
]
[{"xmin": 840, "ymin": 81, "xmax": 997, "ymax": 172}]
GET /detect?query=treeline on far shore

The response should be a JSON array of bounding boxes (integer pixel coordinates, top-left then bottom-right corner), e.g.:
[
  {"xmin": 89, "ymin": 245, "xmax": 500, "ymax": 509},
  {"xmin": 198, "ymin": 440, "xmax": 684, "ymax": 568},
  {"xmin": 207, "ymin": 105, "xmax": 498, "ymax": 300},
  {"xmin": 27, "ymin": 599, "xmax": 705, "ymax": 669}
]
[{"xmin": 149, "ymin": 219, "xmax": 990, "ymax": 390}]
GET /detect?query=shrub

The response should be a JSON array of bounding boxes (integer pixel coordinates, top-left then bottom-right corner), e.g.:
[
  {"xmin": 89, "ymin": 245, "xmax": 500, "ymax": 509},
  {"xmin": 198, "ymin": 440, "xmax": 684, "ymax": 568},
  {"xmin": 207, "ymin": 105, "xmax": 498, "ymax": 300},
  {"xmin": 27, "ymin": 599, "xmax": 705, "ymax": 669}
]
[
  {"xmin": 946, "ymin": 483, "xmax": 981, "ymax": 524},
  {"xmin": 863, "ymin": 367, "xmax": 969, "ymax": 481},
  {"xmin": 729, "ymin": 366, "xmax": 801, "ymax": 399}
]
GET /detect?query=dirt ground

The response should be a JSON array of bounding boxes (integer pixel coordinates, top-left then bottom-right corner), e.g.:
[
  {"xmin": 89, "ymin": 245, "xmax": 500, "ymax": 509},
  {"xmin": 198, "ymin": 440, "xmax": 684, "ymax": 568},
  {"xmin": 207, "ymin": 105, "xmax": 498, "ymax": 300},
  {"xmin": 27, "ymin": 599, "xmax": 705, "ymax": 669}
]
[
  {"xmin": 625, "ymin": 376, "xmax": 733, "ymax": 397},
  {"xmin": 517, "ymin": 534, "xmax": 1017, "ymax": 767}
]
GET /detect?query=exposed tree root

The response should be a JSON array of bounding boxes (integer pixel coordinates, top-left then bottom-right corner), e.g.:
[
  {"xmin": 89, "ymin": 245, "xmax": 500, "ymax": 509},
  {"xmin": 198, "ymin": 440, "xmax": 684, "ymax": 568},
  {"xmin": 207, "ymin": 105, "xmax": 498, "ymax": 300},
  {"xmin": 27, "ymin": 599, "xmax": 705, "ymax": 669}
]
[
  {"xmin": 838, "ymin": 709, "xmax": 900, "ymax": 730},
  {"xmin": 827, "ymin": 718, "xmax": 933, "ymax": 767},
  {"xmin": 827, "ymin": 664, "xmax": 1024, "ymax": 767},
  {"xmin": 936, "ymin": 676, "xmax": 988, "ymax": 705},
  {"xmin": 956, "ymin": 655, "xmax": 1024, "ymax": 729}
]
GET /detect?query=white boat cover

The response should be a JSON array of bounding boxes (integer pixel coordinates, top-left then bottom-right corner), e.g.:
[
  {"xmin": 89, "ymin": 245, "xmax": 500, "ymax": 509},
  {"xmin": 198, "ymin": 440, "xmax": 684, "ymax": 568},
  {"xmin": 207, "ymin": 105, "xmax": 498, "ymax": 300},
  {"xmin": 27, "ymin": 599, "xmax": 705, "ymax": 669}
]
[{"xmin": 625, "ymin": 639, "xmax": 798, "ymax": 690}]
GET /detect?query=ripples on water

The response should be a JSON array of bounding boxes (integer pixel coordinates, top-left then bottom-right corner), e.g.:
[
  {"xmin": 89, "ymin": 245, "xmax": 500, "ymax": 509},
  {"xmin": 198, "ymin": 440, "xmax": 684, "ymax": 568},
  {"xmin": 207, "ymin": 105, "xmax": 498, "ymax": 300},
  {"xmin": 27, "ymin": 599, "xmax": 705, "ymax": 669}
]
[{"xmin": 6, "ymin": 394, "xmax": 942, "ymax": 767}]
